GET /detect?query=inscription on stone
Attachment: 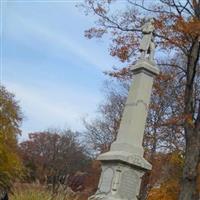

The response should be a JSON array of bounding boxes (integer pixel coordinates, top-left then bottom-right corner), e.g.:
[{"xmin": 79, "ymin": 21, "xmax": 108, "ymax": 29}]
[
  {"xmin": 119, "ymin": 170, "xmax": 139, "ymax": 199},
  {"xmin": 99, "ymin": 168, "xmax": 114, "ymax": 194},
  {"xmin": 112, "ymin": 169, "xmax": 121, "ymax": 191}
]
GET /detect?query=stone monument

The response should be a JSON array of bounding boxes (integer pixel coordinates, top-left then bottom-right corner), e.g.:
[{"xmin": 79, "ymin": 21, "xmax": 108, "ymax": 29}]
[{"xmin": 89, "ymin": 18, "xmax": 159, "ymax": 200}]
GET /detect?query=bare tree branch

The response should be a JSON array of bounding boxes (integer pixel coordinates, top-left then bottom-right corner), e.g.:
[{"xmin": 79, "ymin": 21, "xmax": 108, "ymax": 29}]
[
  {"xmin": 128, "ymin": 0, "xmax": 173, "ymax": 14},
  {"xmin": 90, "ymin": 2, "xmax": 140, "ymax": 32},
  {"xmin": 157, "ymin": 63, "xmax": 187, "ymax": 73},
  {"xmin": 160, "ymin": 0, "xmax": 194, "ymax": 16}
]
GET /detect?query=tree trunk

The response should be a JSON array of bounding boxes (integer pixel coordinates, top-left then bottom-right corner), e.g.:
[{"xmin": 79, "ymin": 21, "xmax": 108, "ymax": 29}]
[
  {"xmin": 179, "ymin": 129, "xmax": 200, "ymax": 200},
  {"xmin": 179, "ymin": 37, "xmax": 200, "ymax": 200}
]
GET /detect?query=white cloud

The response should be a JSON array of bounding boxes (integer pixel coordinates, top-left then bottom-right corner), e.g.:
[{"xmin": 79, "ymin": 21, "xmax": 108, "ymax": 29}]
[
  {"xmin": 6, "ymin": 81, "xmax": 101, "ymax": 140},
  {"xmin": 5, "ymin": 10, "xmax": 116, "ymax": 71}
]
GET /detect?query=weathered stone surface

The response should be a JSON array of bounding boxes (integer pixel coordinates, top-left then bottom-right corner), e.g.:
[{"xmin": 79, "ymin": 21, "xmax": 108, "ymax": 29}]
[
  {"xmin": 98, "ymin": 151, "xmax": 151, "ymax": 170},
  {"xmin": 115, "ymin": 60, "xmax": 159, "ymax": 151},
  {"xmin": 139, "ymin": 18, "xmax": 155, "ymax": 62},
  {"xmin": 88, "ymin": 59, "xmax": 159, "ymax": 200},
  {"xmin": 99, "ymin": 167, "xmax": 114, "ymax": 194},
  {"xmin": 89, "ymin": 163, "xmax": 144, "ymax": 200}
]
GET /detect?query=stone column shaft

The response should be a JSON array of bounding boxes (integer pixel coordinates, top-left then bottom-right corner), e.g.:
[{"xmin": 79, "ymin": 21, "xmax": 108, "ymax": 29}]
[
  {"xmin": 110, "ymin": 60, "xmax": 159, "ymax": 156},
  {"xmin": 117, "ymin": 72, "xmax": 154, "ymax": 145}
]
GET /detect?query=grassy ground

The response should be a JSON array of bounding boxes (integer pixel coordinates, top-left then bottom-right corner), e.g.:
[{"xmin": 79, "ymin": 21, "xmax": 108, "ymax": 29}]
[{"xmin": 10, "ymin": 183, "xmax": 81, "ymax": 200}]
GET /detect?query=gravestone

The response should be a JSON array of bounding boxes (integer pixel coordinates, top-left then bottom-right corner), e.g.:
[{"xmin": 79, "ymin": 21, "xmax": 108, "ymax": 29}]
[{"xmin": 89, "ymin": 18, "xmax": 159, "ymax": 200}]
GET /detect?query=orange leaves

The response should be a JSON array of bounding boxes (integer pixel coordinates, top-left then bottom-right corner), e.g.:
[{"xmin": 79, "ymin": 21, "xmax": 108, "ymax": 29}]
[
  {"xmin": 174, "ymin": 16, "xmax": 200, "ymax": 39},
  {"xmin": 110, "ymin": 34, "xmax": 138, "ymax": 62},
  {"xmin": 83, "ymin": 0, "xmax": 199, "ymax": 63},
  {"xmin": 157, "ymin": 72, "xmax": 174, "ymax": 82},
  {"xmin": 154, "ymin": 13, "xmax": 169, "ymax": 31},
  {"xmin": 162, "ymin": 115, "xmax": 184, "ymax": 126},
  {"xmin": 184, "ymin": 113, "xmax": 195, "ymax": 127},
  {"xmin": 168, "ymin": 152, "xmax": 184, "ymax": 174},
  {"xmin": 147, "ymin": 152, "xmax": 183, "ymax": 200},
  {"xmin": 153, "ymin": 72, "xmax": 174, "ymax": 96},
  {"xmin": 111, "ymin": 46, "xmax": 130, "ymax": 62},
  {"xmin": 163, "ymin": 113, "xmax": 195, "ymax": 128},
  {"xmin": 155, "ymin": 13, "xmax": 199, "ymax": 49},
  {"xmin": 169, "ymin": 16, "xmax": 198, "ymax": 48},
  {"xmin": 84, "ymin": 160, "xmax": 101, "ymax": 196},
  {"xmin": 148, "ymin": 179, "xmax": 180, "ymax": 200}
]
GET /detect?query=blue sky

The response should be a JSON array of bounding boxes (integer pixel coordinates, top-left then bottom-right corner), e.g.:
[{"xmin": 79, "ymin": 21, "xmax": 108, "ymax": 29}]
[{"xmin": 1, "ymin": 0, "xmax": 121, "ymax": 140}]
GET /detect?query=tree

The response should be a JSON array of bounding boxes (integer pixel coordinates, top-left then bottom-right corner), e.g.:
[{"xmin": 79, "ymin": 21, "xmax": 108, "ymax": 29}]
[
  {"xmin": 0, "ymin": 85, "xmax": 23, "ymax": 191},
  {"xmin": 83, "ymin": 80, "xmax": 128, "ymax": 154},
  {"xmin": 147, "ymin": 152, "xmax": 184, "ymax": 200},
  {"xmin": 19, "ymin": 129, "xmax": 91, "ymax": 192},
  {"xmin": 81, "ymin": 1, "xmax": 200, "ymax": 199}
]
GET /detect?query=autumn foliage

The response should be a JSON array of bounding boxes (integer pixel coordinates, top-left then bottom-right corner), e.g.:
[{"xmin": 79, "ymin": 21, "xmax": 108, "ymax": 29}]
[
  {"xmin": 0, "ymin": 86, "xmax": 23, "ymax": 191},
  {"xmin": 81, "ymin": 1, "xmax": 200, "ymax": 199},
  {"xmin": 0, "ymin": 1, "xmax": 199, "ymax": 199}
]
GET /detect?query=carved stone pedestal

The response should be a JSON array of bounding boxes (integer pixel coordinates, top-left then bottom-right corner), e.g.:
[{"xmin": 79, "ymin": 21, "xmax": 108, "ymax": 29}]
[{"xmin": 89, "ymin": 162, "xmax": 144, "ymax": 200}]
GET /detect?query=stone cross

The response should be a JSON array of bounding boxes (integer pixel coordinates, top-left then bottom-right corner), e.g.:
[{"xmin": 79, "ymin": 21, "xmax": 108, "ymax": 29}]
[{"xmin": 88, "ymin": 21, "xmax": 159, "ymax": 200}]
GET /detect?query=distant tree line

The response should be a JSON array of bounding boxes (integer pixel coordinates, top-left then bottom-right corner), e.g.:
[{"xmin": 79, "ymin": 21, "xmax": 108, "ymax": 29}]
[{"xmin": 19, "ymin": 129, "xmax": 91, "ymax": 193}]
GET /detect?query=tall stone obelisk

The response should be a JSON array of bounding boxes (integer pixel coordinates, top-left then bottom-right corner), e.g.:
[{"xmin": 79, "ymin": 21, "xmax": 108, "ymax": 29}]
[{"xmin": 89, "ymin": 18, "xmax": 159, "ymax": 200}]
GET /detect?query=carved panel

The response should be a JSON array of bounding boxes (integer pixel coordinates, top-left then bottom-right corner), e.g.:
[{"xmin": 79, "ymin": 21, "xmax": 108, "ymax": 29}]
[
  {"xmin": 118, "ymin": 169, "xmax": 139, "ymax": 199},
  {"xmin": 99, "ymin": 168, "xmax": 114, "ymax": 194}
]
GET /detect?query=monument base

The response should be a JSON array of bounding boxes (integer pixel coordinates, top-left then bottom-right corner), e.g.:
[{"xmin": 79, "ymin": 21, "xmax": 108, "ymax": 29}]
[
  {"xmin": 98, "ymin": 151, "xmax": 151, "ymax": 170},
  {"xmin": 89, "ymin": 161, "xmax": 146, "ymax": 200}
]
